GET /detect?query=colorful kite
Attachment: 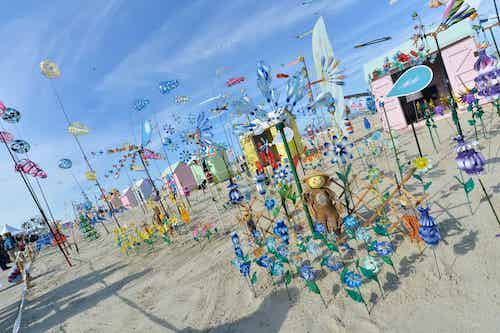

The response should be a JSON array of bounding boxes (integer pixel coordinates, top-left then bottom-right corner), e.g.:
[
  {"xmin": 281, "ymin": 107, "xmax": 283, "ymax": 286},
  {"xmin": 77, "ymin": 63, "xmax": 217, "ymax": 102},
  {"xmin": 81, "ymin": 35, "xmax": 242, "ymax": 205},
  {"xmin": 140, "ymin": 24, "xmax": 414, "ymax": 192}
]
[
  {"xmin": 2, "ymin": 108, "xmax": 21, "ymax": 123},
  {"xmin": 133, "ymin": 98, "xmax": 150, "ymax": 112},
  {"xmin": 10, "ymin": 140, "xmax": 30, "ymax": 154},
  {"xmin": 175, "ymin": 96, "xmax": 190, "ymax": 104},
  {"xmin": 15, "ymin": 159, "xmax": 47, "ymax": 178},
  {"xmin": 58, "ymin": 158, "xmax": 72, "ymax": 169},
  {"xmin": 68, "ymin": 122, "xmax": 89, "ymax": 136},
  {"xmin": 159, "ymin": 80, "xmax": 180, "ymax": 94},
  {"xmin": 0, "ymin": 131, "xmax": 13, "ymax": 143},
  {"xmin": 226, "ymin": 77, "xmax": 245, "ymax": 87},
  {"xmin": 40, "ymin": 60, "xmax": 61, "ymax": 79}
]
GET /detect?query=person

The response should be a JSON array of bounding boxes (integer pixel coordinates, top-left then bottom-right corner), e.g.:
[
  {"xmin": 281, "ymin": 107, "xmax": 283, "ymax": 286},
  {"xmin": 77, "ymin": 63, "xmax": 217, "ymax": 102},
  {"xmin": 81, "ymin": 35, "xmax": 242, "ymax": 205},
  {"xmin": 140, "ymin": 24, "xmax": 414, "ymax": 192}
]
[
  {"xmin": 0, "ymin": 235, "xmax": 11, "ymax": 270},
  {"xmin": 3, "ymin": 233, "xmax": 16, "ymax": 262}
]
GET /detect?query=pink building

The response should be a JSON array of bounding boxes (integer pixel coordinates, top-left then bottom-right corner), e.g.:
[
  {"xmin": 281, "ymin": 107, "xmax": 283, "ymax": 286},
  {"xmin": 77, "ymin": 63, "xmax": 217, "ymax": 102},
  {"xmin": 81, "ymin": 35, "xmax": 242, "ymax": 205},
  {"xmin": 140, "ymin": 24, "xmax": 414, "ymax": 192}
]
[
  {"xmin": 364, "ymin": 21, "xmax": 483, "ymax": 131},
  {"xmin": 161, "ymin": 162, "xmax": 197, "ymax": 196},
  {"xmin": 121, "ymin": 186, "xmax": 139, "ymax": 208}
]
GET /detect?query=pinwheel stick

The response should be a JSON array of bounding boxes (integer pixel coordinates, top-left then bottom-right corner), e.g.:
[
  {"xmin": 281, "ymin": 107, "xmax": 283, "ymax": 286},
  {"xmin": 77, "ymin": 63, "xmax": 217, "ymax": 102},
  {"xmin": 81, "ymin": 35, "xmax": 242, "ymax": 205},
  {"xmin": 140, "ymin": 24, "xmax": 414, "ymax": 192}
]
[{"xmin": 276, "ymin": 122, "xmax": 315, "ymax": 234}]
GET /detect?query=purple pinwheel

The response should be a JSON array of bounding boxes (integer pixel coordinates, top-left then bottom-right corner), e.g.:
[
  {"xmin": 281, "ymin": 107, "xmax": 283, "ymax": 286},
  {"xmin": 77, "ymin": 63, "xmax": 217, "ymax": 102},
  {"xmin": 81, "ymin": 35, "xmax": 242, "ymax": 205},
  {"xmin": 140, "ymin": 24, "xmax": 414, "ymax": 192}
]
[
  {"xmin": 417, "ymin": 206, "xmax": 441, "ymax": 246},
  {"xmin": 227, "ymin": 179, "xmax": 244, "ymax": 205},
  {"xmin": 454, "ymin": 135, "xmax": 486, "ymax": 175}
]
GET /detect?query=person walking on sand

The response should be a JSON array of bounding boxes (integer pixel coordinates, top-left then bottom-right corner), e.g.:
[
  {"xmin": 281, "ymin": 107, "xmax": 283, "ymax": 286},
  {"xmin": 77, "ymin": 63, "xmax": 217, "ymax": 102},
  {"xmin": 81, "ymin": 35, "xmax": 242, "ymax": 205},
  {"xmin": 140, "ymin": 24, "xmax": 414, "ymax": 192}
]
[
  {"xmin": 3, "ymin": 233, "xmax": 16, "ymax": 263},
  {"xmin": 0, "ymin": 235, "xmax": 11, "ymax": 270}
]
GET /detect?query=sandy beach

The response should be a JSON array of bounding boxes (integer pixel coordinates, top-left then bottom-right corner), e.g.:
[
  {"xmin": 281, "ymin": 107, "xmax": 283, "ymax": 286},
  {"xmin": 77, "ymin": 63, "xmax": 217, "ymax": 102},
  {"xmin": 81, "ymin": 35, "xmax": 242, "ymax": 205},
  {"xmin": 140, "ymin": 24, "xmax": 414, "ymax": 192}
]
[{"xmin": 1, "ymin": 110, "xmax": 499, "ymax": 333}]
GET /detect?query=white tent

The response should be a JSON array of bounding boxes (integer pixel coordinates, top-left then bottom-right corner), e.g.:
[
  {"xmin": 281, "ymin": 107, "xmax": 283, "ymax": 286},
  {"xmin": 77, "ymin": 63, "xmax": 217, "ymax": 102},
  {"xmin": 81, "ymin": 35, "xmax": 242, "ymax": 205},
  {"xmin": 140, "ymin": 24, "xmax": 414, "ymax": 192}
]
[{"xmin": 1, "ymin": 224, "xmax": 22, "ymax": 235}]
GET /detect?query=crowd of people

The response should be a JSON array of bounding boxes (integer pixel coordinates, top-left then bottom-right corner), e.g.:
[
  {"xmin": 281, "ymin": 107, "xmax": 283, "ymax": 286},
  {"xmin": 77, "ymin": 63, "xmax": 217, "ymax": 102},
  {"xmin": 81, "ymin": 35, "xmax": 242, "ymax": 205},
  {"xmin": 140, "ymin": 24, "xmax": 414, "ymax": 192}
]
[{"xmin": 0, "ymin": 233, "xmax": 37, "ymax": 271}]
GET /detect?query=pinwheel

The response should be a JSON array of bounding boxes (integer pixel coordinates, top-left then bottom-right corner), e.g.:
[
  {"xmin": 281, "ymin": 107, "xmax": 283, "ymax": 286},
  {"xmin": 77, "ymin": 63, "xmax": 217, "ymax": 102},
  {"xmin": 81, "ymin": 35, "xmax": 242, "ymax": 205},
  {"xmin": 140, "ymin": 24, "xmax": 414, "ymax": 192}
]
[
  {"xmin": 314, "ymin": 55, "xmax": 345, "ymax": 87},
  {"xmin": 163, "ymin": 124, "xmax": 175, "ymax": 135},
  {"xmin": 188, "ymin": 112, "xmax": 214, "ymax": 147},
  {"xmin": 158, "ymin": 80, "xmax": 179, "ymax": 94},
  {"xmin": 15, "ymin": 159, "xmax": 47, "ymax": 178},
  {"xmin": 0, "ymin": 131, "xmax": 13, "ymax": 143},
  {"xmin": 40, "ymin": 59, "xmax": 61, "ymax": 79},
  {"xmin": 228, "ymin": 179, "xmax": 244, "ymax": 205},
  {"xmin": 308, "ymin": 91, "xmax": 335, "ymax": 111},
  {"xmin": 454, "ymin": 135, "xmax": 485, "ymax": 175},
  {"xmin": 439, "ymin": 0, "xmax": 478, "ymax": 30},
  {"xmin": 226, "ymin": 77, "xmax": 245, "ymax": 87},
  {"xmin": 179, "ymin": 150, "xmax": 192, "ymax": 163},
  {"xmin": 10, "ymin": 140, "xmax": 30, "ymax": 154},
  {"xmin": 324, "ymin": 135, "xmax": 353, "ymax": 165},
  {"xmin": 133, "ymin": 98, "xmax": 150, "ymax": 111},
  {"xmin": 2, "ymin": 108, "xmax": 21, "ymax": 123},
  {"xmin": 68, "ymin": 122, "xmax": 89, "ymax": 136}
]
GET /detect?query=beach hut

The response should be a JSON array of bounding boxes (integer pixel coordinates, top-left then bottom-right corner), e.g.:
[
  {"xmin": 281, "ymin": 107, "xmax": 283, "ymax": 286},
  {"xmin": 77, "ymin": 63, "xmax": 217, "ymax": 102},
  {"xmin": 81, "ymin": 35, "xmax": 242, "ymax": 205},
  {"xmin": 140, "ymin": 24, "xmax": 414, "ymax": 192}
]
[
  {"xmin": 363, "ymin": 20, "xmax": 481, "ymax": 131},
  {"xmin": 134, "ymin": 178, "xmax": 154, "ymax": 201},
  {"xmin": 204, "ymin": 145, "xmax": 231, "ymax": 183},
  {"xmin": 121, "ymin": 186, "xmax": 139, "ymax": 208},
  {"xmin": 189, "ymin": 161, "xmax": 206, "ymax": 186},
  {"xmin": 240, "ymin": 111, "xmax": 304, "ymax": 173},
  {"xmin": 162, "ymin": 162, "xmax": 197, "ymax": 195}
]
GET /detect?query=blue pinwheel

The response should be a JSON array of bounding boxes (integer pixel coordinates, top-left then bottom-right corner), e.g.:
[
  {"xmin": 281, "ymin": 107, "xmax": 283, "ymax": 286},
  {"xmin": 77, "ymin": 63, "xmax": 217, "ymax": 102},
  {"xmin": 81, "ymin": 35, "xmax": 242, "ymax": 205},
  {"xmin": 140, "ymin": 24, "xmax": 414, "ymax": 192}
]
[
  {"xmin": 133, "ymin": 98, "xmax": 150, "ymax": 111},
  {"xmin": 417, "ymin": 206, "xmax": 441, "ymax": 246}
]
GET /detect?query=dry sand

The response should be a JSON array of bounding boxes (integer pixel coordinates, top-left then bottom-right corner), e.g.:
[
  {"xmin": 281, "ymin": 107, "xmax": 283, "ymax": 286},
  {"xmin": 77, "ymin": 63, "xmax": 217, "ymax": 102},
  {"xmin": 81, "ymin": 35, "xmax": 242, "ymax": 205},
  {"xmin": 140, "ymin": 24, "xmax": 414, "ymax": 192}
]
[{"xmin": 1, "ymin": 110, "xmax": 499, "ymax": 333}]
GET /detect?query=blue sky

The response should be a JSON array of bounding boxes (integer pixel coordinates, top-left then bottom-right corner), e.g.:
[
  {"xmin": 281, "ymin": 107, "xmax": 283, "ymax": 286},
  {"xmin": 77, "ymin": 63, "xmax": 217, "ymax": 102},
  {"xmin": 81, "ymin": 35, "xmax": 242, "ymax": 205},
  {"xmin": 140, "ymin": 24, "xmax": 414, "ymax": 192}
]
[{"xmin": 0, "ymin": 0, "xmax": 497, "ymax": 226}]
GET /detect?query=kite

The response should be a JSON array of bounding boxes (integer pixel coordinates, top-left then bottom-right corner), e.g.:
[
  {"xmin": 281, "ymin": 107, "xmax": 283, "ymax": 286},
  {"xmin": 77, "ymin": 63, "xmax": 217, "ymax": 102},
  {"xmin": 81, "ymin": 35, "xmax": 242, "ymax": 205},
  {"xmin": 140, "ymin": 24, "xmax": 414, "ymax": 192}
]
[
  {"xmin": 142, "ymin": 148, "xmax": 162, "ymax": 160},
  {"xmin": 199, "ymin": 94, "xmax": 225, "ymax": 105},
  {"xmin": 40, "ymin": 60, "xmax": 61, "ymax": 79},
  {"xmin": 133, "ymin": 98, "xmax": 150, "ymax": 112},
  {"xmin": 209, "ymin": 104, "xmax": 228, "ymax": 115},
  {"xmin": 0, "ymin": 101, "xmax": 6, "ymax": 116},
  {"xmin": 159, "ymin": 80, "xmax": 180, "ymax": 94},
  {"xmin": 68, "ymin": 122, "xmax": 89, "ymax": 136},
  {"xmin": 141, "ymin": 120, "xmax": 152, "ymax": 147},
  {"xmin": 58, "ymin": 158, "xmax": 72, "ymax": 169},
  {"xmin": 0, "ymin": 131, "xmax": 14, "ymax": 143},
  {"xmin": 226, "ymin": 77, "xmax": 245, "ymax": 87},
  {"xmin": 10, "ymin": 140, "xmax": 30, "ymax": 154},
  {"xmin": 276, "ymin": 73, "xmax": 289, "ymax": 79},
  {"xmin": 15, "ymin": 159, "xmax": 47, "ymax": 178},
  {"xmin": 85, "ymin": 171, "xmax": 97, "ymax": 181},
  {"xmin": 175, "ymin": 96, "xmax": 190, "ymax": 104},
  {"xmin": 295, "ymin": 29, "xmax": 313, "ymax": 39},
  {"xmin": 2, "ymin": 108, "xmax": 21, "ymax": 123}
]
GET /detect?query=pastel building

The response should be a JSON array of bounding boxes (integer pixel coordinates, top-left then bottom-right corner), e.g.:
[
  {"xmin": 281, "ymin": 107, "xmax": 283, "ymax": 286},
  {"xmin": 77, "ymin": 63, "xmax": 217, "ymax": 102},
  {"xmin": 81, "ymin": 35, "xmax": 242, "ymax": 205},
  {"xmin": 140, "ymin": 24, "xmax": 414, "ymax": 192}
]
[
  {"xmin": 162, "ymin": 162, "xmax": 197, "ymax": 195},
  {"xmin": 363, "ymin": 20, "xmax": 482, "ymax": 131}
]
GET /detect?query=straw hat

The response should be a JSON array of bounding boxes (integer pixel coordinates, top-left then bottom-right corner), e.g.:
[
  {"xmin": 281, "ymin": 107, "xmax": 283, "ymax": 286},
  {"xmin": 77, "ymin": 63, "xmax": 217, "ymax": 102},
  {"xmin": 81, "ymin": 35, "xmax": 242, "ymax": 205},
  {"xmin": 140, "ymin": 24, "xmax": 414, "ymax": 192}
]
[{"xmin": 302, "ymin": 170, "xmax": 330, "ymax": 183}]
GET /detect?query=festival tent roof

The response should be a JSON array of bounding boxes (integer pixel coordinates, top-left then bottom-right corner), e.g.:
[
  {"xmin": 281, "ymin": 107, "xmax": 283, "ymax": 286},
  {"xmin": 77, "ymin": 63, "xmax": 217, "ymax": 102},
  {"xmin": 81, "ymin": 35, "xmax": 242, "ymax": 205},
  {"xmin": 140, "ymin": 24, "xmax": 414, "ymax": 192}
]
[{"xmin": 1, "ymin": 224, "xmax": 22, "ymax": 235}]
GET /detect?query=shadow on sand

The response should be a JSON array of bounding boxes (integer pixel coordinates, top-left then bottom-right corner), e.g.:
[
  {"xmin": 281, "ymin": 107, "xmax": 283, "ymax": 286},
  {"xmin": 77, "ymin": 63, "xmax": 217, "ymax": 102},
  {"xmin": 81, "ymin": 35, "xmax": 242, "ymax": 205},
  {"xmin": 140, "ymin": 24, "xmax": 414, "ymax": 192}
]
[{"xmin": 2, "ymin": 261, "xmax": 296, "ymax": 333}]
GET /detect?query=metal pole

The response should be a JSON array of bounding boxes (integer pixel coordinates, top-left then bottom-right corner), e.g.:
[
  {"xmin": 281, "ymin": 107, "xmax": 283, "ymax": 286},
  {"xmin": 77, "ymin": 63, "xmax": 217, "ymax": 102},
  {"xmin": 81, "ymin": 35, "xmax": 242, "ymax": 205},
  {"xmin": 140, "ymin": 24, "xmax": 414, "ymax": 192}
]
[
  {"xmin": 138, "ymin": 149, "xmax": 170, "ymax": 218},
  {"xmin": 0, "ymin": 133, "xmax": 72, "ymax": 267},
  {"xmin": 380, "ymin": 102, "xmax": 404, "ymax": 183},
  {"xmin": 276, "ymin": 121, "xmax": 315, "ymax": 234},
  {"xmin": 432, "ymin": 33, "xmax": 464, "ymax": 136}
]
